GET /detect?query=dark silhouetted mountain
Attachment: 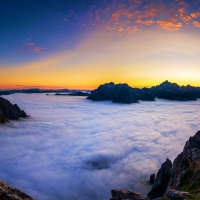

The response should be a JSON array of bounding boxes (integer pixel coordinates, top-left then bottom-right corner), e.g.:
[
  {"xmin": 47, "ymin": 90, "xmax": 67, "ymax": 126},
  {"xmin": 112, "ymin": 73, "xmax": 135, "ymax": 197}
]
[
  {"xmin": 151, "ymin": 80, "xmax": 198, "ymax": 101},
  {"xmin": 87, "ymin": 82, "xmax": 155, "ymax": 103},
  {"xmin": 0, "ymin": 97, "xmax": 28, "ymax": 123},
  {"xmin": 88, "ymin": 81, "xmax": 200, "ymax": 104}
]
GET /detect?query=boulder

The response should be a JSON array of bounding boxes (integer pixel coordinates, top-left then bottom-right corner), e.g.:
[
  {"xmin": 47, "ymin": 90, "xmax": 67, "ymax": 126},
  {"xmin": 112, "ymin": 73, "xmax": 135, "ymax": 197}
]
[
  {"xmin": 111, "ymin": 189, "xmax": 149, "ymax": 200},
  {"xmin": 147, "ymin": 159, "xmax": 172, "ymax": 199}
]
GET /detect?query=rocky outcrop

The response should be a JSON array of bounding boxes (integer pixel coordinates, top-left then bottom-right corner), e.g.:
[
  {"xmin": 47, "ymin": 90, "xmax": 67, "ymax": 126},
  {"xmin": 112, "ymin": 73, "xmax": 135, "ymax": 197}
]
[
  {"xmin": 0, "ymin": 97, "xmax": 28, "ymax": 123},
  {"xmin": 110, "ymin": 130, "xmax": 200, "ymax": 200},
  {"xmin": 110, "ymin": 189, "xmax": 148, "ymax": 200},
  {"xmin": 147, "ymin": 159, "xmax": 172, "ymax": 199},
  {"xmin": 87, "ymin": 82, "xmax": 155, "ymax": 104},
  {"xmin": 0, "ymin": 180, "xmax": 34, "ymax": 200}
]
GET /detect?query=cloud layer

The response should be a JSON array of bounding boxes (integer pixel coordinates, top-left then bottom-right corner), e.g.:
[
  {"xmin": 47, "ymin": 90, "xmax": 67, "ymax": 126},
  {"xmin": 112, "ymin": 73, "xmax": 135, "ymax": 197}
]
[{"xmin": 0, "ymin": 94, "xmax": 200, "ymax": 200}]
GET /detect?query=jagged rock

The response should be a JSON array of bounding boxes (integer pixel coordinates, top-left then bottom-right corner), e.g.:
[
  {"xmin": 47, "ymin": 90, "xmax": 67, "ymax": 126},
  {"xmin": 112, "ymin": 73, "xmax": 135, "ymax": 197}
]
[
  {"xmin": 165, "ymin": 131, "xmax": 200, "ymax": 198},
  {"xmin": 111, "ymin": 131, "xmax": 200, "ymax": 200},
  {"xmin": 111, "ymin": 189, "xmax": 149, "ymax": 200},
  {"xmin": 165, "ymin": 189, "xmax": 190, "ymax": 198},
  {"xmin": 147, "ymin": 159, "xmax": 172, "ymax": 199},
  {"xmin": 0, "ymin": 180, "xmax": 34, "ymax": 200},
  {"xmin": 0, "ymin": 97, "xmax": 28, "ymax": 120},
  {"xmin": 149, "ymin": 174, "xmax": 155, "ymax": 184}
]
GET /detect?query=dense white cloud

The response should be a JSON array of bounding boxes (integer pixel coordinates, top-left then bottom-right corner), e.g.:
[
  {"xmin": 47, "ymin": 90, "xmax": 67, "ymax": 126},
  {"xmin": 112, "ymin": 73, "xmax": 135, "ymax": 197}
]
[{"xmin": 0, "ymin": 94, "xmax": 200, "ymax": 199}]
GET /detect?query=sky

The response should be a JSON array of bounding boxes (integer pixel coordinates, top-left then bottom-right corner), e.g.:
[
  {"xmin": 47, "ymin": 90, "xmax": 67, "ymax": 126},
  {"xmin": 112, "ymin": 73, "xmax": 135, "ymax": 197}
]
[
  {"xmin": 0, "ymin": 93, "xmax": 200, "ymax": 199},
  {"xmin": 1, "ymin": 0, "xmax": 200, "ymax": 89}
]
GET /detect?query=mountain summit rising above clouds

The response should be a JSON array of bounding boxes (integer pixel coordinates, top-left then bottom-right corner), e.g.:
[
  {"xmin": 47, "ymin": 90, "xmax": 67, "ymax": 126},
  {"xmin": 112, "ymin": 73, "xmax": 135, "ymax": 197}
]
[{"xmin": 88, "ymin": 81, "xmax": 200, "ymax": 103}]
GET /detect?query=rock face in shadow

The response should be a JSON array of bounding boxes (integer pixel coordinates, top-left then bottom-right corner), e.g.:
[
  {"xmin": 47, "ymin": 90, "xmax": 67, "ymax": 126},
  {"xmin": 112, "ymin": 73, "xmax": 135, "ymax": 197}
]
[
  {"xmin": 0, "ymin": 97, "xmax": 28, "ymax": 123},
  {"xmin": 0, "ymin": 180, "xmax": 34, "ymax": 200},
  {"xmin": 111, "ymin": 189, "xmax": 148, "ymax": 200},
  {"xmin": 87, "ymin": 82, "xmax": 155, "ymax": 104},
  {"xmin": 147, "ymin": 159, "xmax": 172, "ymax": 199}
]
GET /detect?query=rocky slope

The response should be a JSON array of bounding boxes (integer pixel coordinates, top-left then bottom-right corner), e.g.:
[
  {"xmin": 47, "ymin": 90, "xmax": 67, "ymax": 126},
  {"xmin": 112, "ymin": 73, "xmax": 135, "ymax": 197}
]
[
  {"xmin": 111, "ymin": 130, "xmax": 200, "ymax": 200},
  {"xmin": 0, "ymin": 97, "xmax": 28, "ymax": 124},
  {"xmin": 0, "ymin": 180, "xmax": 34, "ymax": 200}
]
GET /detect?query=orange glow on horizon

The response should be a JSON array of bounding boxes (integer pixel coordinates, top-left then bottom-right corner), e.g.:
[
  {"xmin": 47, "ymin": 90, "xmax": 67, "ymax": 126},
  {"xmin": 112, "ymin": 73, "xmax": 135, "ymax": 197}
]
[{"xmin": 1, "ymin": 29, "xmax": 200, "ymax": 91}]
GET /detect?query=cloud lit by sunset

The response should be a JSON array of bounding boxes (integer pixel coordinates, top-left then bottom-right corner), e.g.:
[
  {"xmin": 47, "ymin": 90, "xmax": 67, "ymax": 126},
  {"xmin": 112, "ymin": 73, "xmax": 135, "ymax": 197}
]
[{"xmin": 1, "ymin": 0, "xmax": 200, "ymax": 89}]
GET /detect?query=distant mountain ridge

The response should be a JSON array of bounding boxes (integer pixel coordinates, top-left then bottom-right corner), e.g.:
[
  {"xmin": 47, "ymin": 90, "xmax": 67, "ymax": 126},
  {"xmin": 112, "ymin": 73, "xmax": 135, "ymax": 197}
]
[{"xmin": 88, "ymin": 81, "xmax": 200, "ymax": 103}]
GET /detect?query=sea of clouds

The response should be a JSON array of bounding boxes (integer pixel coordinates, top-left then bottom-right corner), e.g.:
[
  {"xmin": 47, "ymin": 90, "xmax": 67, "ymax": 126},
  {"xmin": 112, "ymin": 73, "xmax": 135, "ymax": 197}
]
[{"xmin": 0, "ymin": 93, "xmax": 200, "ymax": 200}]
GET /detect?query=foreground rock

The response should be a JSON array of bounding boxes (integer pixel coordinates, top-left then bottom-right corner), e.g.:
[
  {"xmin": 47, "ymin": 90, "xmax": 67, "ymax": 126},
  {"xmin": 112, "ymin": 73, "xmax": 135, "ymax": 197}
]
[
  {"xmin": 0, "ymin": 97, "xmax": 28, "ymax": 124},
  {"xmin": 111, "ymin": 189, "xmax": 148, "ymax": 200},
  {"xmin": 0, "ymin": 180, "xmax": 34, "ymax": 200},
  {"xmin": 111, "ymin": 130, "xmax": 200, "ymax": 200}
]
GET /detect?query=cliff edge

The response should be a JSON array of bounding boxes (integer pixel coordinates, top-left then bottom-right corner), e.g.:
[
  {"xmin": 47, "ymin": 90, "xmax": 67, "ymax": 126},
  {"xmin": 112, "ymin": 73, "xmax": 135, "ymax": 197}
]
[{"xmin": 111, "ymin": 130, "xmax": 200, "ymax": 200}]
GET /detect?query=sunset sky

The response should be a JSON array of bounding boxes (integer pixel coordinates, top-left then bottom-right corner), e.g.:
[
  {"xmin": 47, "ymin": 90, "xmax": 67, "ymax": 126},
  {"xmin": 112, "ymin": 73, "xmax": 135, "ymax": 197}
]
[{"xmin": 1, "ymin": 0, "xmax": 200, "ymax": 90}]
